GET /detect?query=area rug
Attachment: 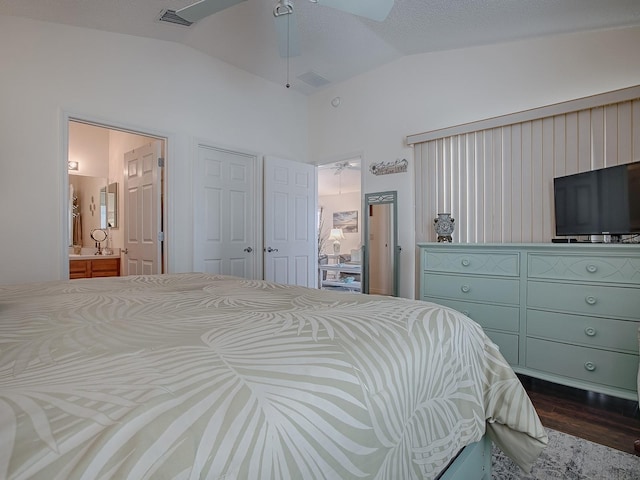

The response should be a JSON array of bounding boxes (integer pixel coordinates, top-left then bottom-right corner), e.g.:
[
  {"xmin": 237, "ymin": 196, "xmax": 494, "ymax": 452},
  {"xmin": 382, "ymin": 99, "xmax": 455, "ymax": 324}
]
[{"xmin": 492, "ymin": 428, "xmax": 640, "ymax": 479}]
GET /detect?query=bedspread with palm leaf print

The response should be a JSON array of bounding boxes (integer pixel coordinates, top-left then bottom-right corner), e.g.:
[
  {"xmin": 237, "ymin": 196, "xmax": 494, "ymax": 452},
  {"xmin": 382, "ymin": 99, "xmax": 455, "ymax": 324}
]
[{"xmin": 0, "ymin": 273, "xmax": 547, "ymax": 479}]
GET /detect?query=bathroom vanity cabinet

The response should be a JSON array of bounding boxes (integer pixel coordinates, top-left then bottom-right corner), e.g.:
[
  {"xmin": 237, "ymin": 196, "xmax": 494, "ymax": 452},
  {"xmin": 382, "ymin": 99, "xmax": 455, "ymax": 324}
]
[{"xmin": 70, "ymin": 257, "xmax": 121, "ymax": 279}]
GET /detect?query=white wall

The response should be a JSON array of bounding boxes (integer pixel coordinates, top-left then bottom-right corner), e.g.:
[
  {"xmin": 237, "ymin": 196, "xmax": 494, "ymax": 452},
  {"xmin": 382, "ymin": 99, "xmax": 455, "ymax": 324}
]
[
  {"xmin": 0, "ymin": 15, "xmax": 308, "ymax": 284},
  {"xmin": 3, "ymin": 15, "xmax": 640, "ymax": 294},
  {"xmin": 308, "ymin": 26, "xmax": 640, "ymax": 298},
  {"xmin": 68, "ymin": 122, "xmax": 109, "ymax": 178}
]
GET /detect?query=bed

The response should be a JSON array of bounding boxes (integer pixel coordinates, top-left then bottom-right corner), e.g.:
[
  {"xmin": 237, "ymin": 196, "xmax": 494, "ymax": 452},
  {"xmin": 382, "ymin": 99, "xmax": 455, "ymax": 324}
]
[{"xmin": 0, "ymin": 273, "xmax": 547, "ymax": 479}]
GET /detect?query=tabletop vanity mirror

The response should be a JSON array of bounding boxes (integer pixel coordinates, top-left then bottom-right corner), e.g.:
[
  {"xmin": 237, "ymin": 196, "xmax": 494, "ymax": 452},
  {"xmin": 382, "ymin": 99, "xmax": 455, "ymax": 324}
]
[{"xmin": 90, "ymin": 228, "xmax": 108, "ymax": 255}]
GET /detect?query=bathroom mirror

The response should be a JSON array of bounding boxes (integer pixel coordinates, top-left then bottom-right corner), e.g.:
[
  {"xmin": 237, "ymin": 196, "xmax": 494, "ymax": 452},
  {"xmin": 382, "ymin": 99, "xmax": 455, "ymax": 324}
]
[
  {"xmin": 69, "ymin": 174, "xmax": 107, "ymax": 247},
  {"xmin": 100, "ymin": 182, "xmax": 118, "ymax": 229},
  {"xmin": 362, "ymin": 191, "xmax": 399, "ymax": 297}
]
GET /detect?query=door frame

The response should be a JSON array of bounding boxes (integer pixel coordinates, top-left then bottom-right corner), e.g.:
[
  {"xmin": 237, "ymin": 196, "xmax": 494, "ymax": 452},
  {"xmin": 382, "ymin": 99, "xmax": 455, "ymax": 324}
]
[
  {"xmin": 316, "ymin": 152, "xmax": 364, "ymax": 273},
  {"xmin": 363, "ymin": 191, "xmax": 399, "ymax": 297},
  {"xmin": 60, "ymin": 111, "xmax": 173, "ymax": 279}
]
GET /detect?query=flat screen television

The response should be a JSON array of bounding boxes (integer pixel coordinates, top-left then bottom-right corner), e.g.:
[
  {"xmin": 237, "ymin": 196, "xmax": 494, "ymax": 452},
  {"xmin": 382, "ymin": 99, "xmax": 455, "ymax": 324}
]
[{"xmin": 553, "ymin": 161, "xmax": 640, "ymax": 237}]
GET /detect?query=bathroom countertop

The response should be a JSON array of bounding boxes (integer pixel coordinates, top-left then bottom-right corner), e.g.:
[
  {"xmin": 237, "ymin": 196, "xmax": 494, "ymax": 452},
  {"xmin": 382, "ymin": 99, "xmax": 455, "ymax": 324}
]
[
  {"xmin": 69, "ymin": 248, "xmax": 121, "ymax": 260},
  {"xmin": 69, "ymin": 253, "xmax": 121, "ymax": 260}
]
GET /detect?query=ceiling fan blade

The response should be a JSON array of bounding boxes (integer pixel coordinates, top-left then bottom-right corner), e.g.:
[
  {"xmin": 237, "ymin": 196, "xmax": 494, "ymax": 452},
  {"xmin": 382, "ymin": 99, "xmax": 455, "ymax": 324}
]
[
  {"xmin": 317, "ymin": 0, "xmax": 394, "ymax": 22},
  {"xmin": 274, "ymin": 12, "xmax": 300, "ymax": 58},
  {"xmin": 176, "ymin": 0, "xmax": 246, "ymax": 23}
]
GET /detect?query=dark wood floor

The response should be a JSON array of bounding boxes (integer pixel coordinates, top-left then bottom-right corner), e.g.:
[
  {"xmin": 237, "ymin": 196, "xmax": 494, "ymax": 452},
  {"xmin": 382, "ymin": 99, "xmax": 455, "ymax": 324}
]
[{"xmin": 519, "ymin": 374, "xmax": 640, "ymax": 455}]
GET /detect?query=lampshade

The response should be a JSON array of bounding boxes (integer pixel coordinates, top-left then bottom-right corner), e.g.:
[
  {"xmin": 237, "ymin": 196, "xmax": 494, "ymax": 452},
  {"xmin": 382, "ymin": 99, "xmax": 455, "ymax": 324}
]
[
  {"xmin": 328, "ymin": 228, "xmax": 345, "ymax": 241},
  {"xmin": 328, "ymin": 228, "xmax": 345, "ymax": 254}
]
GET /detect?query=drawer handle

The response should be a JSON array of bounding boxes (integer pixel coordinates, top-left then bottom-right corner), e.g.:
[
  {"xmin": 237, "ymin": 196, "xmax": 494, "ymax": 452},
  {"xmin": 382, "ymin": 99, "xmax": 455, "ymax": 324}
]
[
  {"xmin": 584, "ymin": 361, "xmax": 596, "ymax": 372},
  {"xmin": 461, "ymin": 259, "xmax": 471, "ymax": 267},
  {"xmin": 461, "ymin": 285, "xmax": 471, "ymax": 293},
  {"xmin": 585, "ymin": 296, "xmax": 597, "ymax": 306},
  {"xmin": 586, "ymin": 264, "xmax": 598, "ymax": 273},
  {"xmin": 584, "ymin": 327, "xmax": 597, "ymax": 337}
]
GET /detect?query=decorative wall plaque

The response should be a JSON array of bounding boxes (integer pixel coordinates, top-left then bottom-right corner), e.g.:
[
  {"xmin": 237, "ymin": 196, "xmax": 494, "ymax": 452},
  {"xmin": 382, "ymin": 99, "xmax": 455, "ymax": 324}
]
[{"xmin": 369, "ymin": 158, "xmax": 408, "ymax": 176}]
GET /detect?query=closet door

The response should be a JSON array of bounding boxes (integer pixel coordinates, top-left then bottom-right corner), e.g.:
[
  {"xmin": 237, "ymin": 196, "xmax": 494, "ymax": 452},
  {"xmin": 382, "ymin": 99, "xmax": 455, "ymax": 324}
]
[
  {"xmin": 194, "ymin": 145, "xmax": 259, "ymax": 279},
  {"xmin": 263, "ymin": 156, "xmax": 317, "ymax": 288}
]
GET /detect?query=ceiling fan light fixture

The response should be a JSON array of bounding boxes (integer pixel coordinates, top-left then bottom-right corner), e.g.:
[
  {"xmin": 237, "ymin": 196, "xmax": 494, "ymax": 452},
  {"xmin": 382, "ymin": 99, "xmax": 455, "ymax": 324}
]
[{"xmin": 273, "ymin": 0, "xmax": 293, "ymax": 17}]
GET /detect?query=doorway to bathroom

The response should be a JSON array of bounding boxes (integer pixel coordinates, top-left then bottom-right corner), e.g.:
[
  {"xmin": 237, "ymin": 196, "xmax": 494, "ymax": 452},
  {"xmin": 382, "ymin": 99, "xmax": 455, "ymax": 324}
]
[{"xmin": 66, "ymin": 118, "xmax": 168, "ymax": 276}]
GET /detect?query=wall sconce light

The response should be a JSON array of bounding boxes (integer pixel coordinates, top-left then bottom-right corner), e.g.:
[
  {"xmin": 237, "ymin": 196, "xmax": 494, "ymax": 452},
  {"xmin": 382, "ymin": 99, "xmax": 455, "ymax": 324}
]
[{"xmin": 68, "ymin": 161, "xmax": 79, "ymax": 171}]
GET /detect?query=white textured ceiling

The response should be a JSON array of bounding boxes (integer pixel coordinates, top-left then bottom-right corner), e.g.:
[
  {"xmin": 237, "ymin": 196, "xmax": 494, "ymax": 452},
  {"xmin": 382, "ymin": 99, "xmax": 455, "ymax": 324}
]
[{"xmin": 1, "ymin": 0, "xmax": 639, "ymax": 95}]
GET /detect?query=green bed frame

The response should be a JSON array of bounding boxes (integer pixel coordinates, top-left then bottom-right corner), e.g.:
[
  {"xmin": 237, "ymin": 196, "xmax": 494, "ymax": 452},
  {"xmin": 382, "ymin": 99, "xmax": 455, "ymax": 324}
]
[{"xmin": 438, "ymin": 435, "xmax": 492, "ymax": 480}]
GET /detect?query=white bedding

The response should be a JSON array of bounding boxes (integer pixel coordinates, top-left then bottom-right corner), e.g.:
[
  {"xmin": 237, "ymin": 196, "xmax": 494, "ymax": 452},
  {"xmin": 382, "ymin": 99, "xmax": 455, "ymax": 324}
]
[{"xmin": 0, "ymin": 273, "xmax": 547, "ymax": 479}]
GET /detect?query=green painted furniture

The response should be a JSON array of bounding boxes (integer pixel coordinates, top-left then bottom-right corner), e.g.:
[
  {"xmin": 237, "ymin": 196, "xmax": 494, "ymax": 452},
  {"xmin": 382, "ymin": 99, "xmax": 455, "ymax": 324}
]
[
  {"xmin": 438, "ymin": 435, "xmax": 491, "ymax": 480},
  {"xmin": 418, "ymin": 243, "xmax": 640, "ymax": 400}
]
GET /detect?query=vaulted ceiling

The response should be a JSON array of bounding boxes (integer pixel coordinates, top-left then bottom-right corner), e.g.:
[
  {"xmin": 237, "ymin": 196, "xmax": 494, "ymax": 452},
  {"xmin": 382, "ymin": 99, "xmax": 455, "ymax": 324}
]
[{"xmin": 2, "ymin": 0, "xmax": 640, "ymax": 95}]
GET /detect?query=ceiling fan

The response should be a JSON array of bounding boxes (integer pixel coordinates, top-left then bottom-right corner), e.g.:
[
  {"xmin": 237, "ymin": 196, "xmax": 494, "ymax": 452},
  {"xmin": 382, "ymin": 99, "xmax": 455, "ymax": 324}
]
[
  {"xmin": 331, "ymin": 161, "xmax": 360, "ymax": 175},
  {"xmin": 170, "ymin": 0, "xmax": 394, "ymax": 59}
]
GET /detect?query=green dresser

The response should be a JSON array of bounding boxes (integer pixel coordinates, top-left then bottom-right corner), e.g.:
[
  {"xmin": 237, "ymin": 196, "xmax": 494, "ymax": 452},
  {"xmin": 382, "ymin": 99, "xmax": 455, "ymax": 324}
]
[{"xmin": 418, "ymin": 243, "xmax": 640, "ymax": 400}]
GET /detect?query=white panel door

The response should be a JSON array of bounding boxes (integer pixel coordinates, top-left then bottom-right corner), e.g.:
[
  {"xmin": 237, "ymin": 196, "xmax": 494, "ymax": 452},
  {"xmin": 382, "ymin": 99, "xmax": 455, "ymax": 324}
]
[
  {"xmin": 263, "ymin": 156, "xmax": 317, "ymax": 287},
  {"xmin": 123, "ymin": 141, "xmax": 162, "ymax": 275},
  {"xmin": 194, "ymin": 145, "xmax": 258, "ymax": 279}
]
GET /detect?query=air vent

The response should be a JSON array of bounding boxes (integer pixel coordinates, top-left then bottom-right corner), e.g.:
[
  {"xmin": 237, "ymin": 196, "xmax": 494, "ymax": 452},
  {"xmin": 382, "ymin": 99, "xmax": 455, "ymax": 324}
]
[
  {"xmin": 158, "ymin": 9, "xmax": 193, "ymax": 27},
  {"xmin": 297, "ymin": 70, "xmax": 330, "ymax": 88}
]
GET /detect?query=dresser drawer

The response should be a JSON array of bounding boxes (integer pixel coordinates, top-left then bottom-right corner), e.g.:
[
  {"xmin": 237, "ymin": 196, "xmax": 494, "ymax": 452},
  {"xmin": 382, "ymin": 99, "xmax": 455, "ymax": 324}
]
[
  {"xmin": 527, "ymin": 281, "xmax": 639, "ymax": 320},
  {"xmin": 526, "ymin": 337, "xmax": 638, "ymax": 392},
  {"xmin": 527, "ymin": 310, "xmax": 639, "ymax": 353},
  {"xmin": 423, "ymin": 273, "xmax": 520, "ymax": 305},
  {"xmin": 424, "ymin": 297, "xmax": 519, "ymax": 333},
  {"xmin": 423, "ymin": 297, "xmax": 519, "ymax": 364},
  {"xmin": 528, "ymin": 253, "xmax": 640, "ymax": 284},
  {"xmin": 423, "ymin": 251, "xmax": 519, "ymax": 277},
  {"xmin": 488, "ymin": 331, "xmax": 519, "ymax": 365}
]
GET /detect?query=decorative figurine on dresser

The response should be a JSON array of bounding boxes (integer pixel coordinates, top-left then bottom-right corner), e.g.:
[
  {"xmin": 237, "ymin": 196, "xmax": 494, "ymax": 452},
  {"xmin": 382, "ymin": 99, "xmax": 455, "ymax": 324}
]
[{"xmin": 434, "ymin": 213, "xmax": 455, "ymax": 242}]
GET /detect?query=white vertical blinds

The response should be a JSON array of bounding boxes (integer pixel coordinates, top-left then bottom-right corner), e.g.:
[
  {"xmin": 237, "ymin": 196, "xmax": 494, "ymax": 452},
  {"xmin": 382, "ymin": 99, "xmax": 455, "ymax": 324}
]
[{"xmin": 414, "ymin": 97, "xmax": 640, "ymax": 243}]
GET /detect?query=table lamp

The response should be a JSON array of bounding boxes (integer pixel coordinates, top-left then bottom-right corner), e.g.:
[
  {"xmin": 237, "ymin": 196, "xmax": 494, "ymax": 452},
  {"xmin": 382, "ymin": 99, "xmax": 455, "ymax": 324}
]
[{"xmin": 328, "ymin": 228, "xmax": 345, "ymax": 254}]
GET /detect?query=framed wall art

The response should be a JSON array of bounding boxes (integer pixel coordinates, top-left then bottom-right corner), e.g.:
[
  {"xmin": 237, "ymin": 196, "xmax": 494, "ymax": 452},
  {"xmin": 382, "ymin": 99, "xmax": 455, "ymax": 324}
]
[{"xmin": 333, "ymin": 210, "xmax": 358, "ymax": 233}]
